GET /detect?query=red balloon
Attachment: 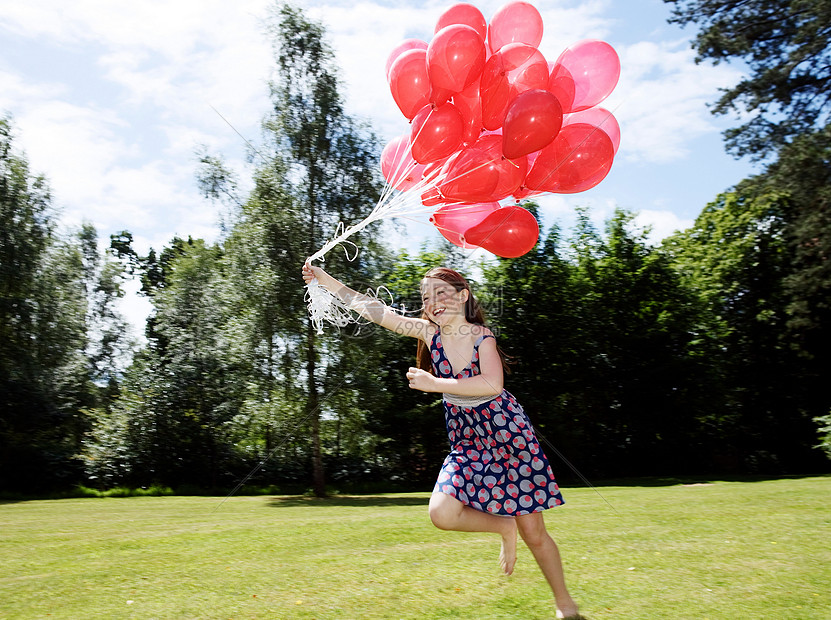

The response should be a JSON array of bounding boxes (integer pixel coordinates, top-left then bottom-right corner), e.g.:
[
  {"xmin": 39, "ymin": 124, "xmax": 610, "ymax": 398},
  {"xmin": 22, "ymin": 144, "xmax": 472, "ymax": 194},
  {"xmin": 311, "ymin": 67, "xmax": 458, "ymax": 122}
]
[
  {"xmin": 502, "ymin": 89, "xmax": 563, "ymax": 159},
  {"xmin": 452, "ymin": 79, "xmax": 483, "ymax": 144},
  {"xmin": 439, "ymin": 134, "xmax": 527, "ymax": 202},
  {"xmin": 385, "ymin": 39, "xmax": 428, "ymax": 80},
  {"xmin": 512, "ymin": 185, "xmax": 543, "ymax": 201},
  {"xmin": 427, "ymin": 24, "xmax": 486, "ymax": 97},
  {"xmin": 480, "ymin": 43, "xmax": 549, "ymax": 130},
  {"xmin": 523, "ymin": 123, "xmax": 615, "ymax": 194},
  {"xmin": 410, "ymin": 103, "xmax": 464, "ymax": 164},
  {"xmin": 487, "ymin": 1, "xmax": 543, "ymax": 54},
  {"xmin": 463, "ymin": 205, "xmax": 539, "ymax": 257},
  {"xmin": 389, "ymin": 48, "xmax": 431, "ymax": 119},
  {"xmin": 380, "ymin": 135, "xmax": 426, "ymax": 191},
  {"xmin": 549, "ymin": 40, "xmax": 620, "ymax": 113},
  {"xmin": 562, "ymin": 107, "xmax": 621, "ymax": 153},
  {"xmin": 430, "ymin": 201, "xmax": 500, "ymax": 248},
  {"xmin": 435, "ymin": 3, "xmax": 487, "ymax": 41}
]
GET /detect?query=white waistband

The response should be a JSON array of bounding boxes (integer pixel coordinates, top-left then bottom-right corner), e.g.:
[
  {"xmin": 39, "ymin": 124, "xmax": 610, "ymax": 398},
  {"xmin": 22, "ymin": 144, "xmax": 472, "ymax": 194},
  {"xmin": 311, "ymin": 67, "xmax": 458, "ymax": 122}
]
[{"xmin": 443, "ymin": 392, "xmax": 497, "ymax": 408}]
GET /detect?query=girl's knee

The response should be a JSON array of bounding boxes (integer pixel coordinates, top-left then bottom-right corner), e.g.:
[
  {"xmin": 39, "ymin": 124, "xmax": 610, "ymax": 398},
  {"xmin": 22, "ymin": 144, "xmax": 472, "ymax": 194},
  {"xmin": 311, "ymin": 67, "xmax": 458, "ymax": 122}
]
[
  {"xmin": 517, "ymin": 513, "xmax": 549, "ymax": 548},
  {"xmin": 428, "ymin": 492, "xmax": 461, "ymax": 530}
]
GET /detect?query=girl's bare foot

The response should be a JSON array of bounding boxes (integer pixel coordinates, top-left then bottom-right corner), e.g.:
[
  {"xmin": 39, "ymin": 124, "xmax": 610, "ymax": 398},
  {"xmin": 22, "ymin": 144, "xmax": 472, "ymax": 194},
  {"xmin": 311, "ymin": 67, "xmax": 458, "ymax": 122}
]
[{"xmin": 499, "ymin": 518, "xmax": 517, "ymax": 575}]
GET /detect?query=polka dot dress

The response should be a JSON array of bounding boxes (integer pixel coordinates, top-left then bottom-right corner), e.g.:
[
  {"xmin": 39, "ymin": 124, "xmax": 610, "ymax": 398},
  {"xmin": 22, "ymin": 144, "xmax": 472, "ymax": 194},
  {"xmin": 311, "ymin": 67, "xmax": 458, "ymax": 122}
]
[{"xmin": 431, "ymin": 330, "xmax": 564, "ymax": 516}]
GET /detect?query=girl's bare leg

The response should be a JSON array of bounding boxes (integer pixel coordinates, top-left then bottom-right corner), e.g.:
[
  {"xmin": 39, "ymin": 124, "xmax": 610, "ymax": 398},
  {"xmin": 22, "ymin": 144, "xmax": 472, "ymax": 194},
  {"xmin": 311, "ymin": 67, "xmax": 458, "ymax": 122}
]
[
  {"xmin": 515, "ymin": 511, "xmax": 579, "ymax": 618},
  {"xmin": 428, "ymin": 491, "xmax": 517, "ymax": 574}
]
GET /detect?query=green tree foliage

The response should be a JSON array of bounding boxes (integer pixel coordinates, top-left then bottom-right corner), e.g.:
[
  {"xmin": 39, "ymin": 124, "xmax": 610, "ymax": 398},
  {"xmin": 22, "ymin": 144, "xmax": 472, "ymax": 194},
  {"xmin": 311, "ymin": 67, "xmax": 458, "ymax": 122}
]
[
  {"xmin": 736, "ymin": 130, "xmax": 831, "ymax": 374},
  {"xmin": 666, "ymin": 0, "xmax": 831, "ymax": 160},
  {"xmin": 667, "ymin": 0, "xmax": 831, "ymax": 465},
  {"xmin": 486, "ymin": 208, "xmax": 711, "ymax": 477},
  {"xmin": 90, "ymin": 237, "xmax": 247, "ymax": 489},
  {"xmin": 193, "ymin": 2, "xmax": 387, "ymax": 495},
  {"xmin": 1, "ymin": 118, "xmax": 129, "ymax": 491},
  {"xmin": 664, "ymin": 190, "xmax": 826, "ymax": 471}
]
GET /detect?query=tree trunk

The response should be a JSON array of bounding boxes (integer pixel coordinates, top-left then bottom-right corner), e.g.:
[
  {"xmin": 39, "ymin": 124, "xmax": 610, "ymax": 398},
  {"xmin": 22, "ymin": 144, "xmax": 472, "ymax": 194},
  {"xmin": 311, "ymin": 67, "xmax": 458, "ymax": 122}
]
[{"xmin": 306, "ymin": 322, "xmax": 325, "ymax": 496}]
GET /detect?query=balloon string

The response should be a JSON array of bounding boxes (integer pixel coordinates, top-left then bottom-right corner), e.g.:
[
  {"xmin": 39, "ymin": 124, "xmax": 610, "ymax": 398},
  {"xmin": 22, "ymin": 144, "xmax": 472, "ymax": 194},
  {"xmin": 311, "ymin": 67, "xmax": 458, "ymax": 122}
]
[{"xmin": 307, "ymin": 104, "xmax": 624, "ymax": 328}]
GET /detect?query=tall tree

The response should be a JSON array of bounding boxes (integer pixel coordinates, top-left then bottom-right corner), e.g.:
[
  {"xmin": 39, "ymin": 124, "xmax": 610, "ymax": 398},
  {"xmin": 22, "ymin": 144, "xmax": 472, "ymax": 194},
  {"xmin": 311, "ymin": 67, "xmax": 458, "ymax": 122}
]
[
  {"xmin": 93, "ymin": 236, "xmax": 245, "ymax": 488},
  {"xmin": 664, "ymin": 190, "xmax": 824, "ymax": 471},
  {"xmin": 667, "ymin": 0, "xmax": 831, "ymax": 467},
  {"xmin": 198, "ymin": 2, "xmax": 385, "ymax": 496},
  {"xmin": 1, "ymin": 118, "xmax": 129, "ymax": 491}
]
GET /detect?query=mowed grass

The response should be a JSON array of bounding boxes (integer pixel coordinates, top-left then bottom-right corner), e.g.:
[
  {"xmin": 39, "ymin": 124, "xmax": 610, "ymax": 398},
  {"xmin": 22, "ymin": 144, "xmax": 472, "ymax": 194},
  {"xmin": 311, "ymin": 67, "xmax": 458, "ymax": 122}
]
[{"xmin": 1, "ymin": 477, "xmax": 829, "ymax": 619}]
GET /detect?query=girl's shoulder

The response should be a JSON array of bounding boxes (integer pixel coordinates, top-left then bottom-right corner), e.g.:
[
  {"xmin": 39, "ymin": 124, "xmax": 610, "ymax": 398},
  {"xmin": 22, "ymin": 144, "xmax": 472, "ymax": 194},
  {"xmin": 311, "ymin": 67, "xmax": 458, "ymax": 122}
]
[
  {"xmin": 475, "ymin": 324, "xmax": 496, "ymax": 341},
  {"xmin": 423, "ymin": 322, "xmax": 439, "ymax": 343}
]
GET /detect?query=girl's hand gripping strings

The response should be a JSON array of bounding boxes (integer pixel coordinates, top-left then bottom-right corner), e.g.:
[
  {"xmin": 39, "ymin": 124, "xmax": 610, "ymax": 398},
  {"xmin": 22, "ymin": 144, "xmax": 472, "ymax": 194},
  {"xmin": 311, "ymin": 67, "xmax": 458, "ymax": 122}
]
[{"xmin": 406, "ymin": 367, "xmax": 439, "ymax": 392}]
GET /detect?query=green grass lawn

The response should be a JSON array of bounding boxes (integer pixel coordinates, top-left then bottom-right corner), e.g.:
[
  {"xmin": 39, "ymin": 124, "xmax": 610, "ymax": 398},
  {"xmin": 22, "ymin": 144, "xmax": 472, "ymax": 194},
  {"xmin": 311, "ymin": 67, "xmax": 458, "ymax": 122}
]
[{"xmin": 1, "ymin": 476, "xmax": 829, "ymax": 619}]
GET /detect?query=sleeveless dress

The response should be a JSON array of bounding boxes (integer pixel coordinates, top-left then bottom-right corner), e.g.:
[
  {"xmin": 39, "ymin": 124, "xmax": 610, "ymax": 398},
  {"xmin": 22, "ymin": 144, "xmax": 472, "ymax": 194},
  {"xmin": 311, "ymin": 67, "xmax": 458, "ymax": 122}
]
[{"xmin": 431, "ymin": 329, "xmax": 564, "ymax": 516}]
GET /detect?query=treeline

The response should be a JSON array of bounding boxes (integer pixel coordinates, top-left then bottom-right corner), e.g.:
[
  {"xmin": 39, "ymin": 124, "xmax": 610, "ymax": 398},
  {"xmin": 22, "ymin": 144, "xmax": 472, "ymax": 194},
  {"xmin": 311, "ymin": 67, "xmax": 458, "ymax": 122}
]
[{"xmin": 2, "ymin": 2, "xmax": 830, "ymax": 494}]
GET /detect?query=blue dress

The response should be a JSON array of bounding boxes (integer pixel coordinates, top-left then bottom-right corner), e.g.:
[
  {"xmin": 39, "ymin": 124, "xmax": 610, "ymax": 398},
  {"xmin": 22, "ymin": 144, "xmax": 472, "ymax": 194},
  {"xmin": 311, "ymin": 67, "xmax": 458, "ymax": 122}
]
[{"xmin": 431, "ymin": 329, "xmax": 564, "ymax": 516}]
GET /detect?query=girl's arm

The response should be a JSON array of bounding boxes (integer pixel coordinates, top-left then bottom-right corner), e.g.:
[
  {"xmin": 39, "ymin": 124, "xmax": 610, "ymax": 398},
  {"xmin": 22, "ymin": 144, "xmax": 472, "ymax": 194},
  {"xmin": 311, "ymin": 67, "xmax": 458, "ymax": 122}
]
[
  {"xmin": 406, "ymin": 336, "xmax": 504, "ymax": 397},
  {"xmin": 302, "ymin": 262, "xmax": 433, "ymax": 341}
]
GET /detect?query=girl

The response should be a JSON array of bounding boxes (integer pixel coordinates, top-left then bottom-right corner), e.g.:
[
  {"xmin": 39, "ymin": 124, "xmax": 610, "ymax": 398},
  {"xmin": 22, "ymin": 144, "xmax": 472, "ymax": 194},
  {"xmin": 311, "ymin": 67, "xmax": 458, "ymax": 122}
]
[{"xmin": 301, "ymin": 263, "xmax": 582, "ymax": 619}]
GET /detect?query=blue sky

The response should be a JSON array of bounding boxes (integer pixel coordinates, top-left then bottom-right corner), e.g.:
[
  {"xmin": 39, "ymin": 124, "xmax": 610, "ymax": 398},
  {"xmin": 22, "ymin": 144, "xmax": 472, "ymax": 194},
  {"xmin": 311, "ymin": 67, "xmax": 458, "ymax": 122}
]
[{"xmin": 0, "ymin": 0, "xmax": 757, "ymax": 332}]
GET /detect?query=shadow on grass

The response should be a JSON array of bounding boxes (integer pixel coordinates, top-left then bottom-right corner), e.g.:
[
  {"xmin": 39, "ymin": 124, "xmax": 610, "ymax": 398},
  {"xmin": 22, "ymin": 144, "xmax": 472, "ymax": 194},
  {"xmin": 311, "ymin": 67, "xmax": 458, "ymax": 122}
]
[
  {"xmin": 266, "ymin": 494, "xmax": 429, "ymax": 508},
  {"xmin": 572, "ymin": 472, "xmax": 831, "ymax": 488}
]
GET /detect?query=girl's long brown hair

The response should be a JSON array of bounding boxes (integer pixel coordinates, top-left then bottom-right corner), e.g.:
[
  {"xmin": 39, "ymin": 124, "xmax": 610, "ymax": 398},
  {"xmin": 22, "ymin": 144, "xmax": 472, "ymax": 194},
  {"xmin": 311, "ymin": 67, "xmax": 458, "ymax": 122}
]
[{"xmin": 415, "ymin": 267, "xmax": 511, "ymax": 374}]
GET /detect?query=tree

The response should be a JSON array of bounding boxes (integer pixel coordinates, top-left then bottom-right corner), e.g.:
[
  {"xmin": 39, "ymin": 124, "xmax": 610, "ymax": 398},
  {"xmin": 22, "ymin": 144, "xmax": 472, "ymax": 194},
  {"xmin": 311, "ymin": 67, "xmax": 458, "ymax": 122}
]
[
  {"xmin": 667, "ymin": 0, "xmax": 831, "ymax": 467},
  {"xmin": 482, "ymin": 207, "xmax": 712, "ymax": 478},
  {"xmin": 665, "ymin": 0, "xmax": 831, "ymax": 160},
  {"xmin": 1, "ymin": 118, "xmax": 130, "ymax": 491},
  {"xmin": 196, "ymin": 2, "xmax": 386, "ymax": 496},
  {"xmin": 90, "ymin": 236, "xmax": 247, "ymax": 489},
  {"xmin": 664, "ymin": 190, "xmax": 825, "ymax": 472}
]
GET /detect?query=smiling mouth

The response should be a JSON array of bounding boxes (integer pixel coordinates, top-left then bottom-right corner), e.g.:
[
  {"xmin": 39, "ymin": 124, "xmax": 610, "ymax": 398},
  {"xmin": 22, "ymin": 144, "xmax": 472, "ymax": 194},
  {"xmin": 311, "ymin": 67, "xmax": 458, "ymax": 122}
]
[{"xmin": 432, "ymin": 308, "xmax": 446, "ymax": 318}]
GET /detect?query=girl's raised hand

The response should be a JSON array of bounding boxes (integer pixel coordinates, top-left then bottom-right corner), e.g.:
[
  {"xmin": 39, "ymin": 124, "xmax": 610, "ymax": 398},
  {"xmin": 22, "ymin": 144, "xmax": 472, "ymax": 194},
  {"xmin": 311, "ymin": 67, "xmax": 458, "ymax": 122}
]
[
  {"xmin": 302, "ymin": 261, "xmax": 324, "ymax": 285},
  {"xmin": 406, "ymin": 367, "xmax": 438, "ymax": 392}
]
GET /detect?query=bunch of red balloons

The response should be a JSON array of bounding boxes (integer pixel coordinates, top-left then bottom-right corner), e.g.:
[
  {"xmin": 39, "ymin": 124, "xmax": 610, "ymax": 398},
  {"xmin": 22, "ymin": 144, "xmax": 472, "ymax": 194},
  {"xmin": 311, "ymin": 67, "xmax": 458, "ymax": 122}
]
[{"xmin": 380, "ymin": 1, "xmax": 621, "ymax": 258}]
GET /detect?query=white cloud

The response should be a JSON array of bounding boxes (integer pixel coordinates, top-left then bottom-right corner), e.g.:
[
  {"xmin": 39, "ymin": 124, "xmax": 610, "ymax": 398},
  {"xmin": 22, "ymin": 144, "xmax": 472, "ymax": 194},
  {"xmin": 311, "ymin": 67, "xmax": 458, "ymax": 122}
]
[
  {"xmin": 633, "ymin": 208, "xmax": 693, "ymax": 243},
  {"xmin": 608, "ymin": 39, "xmax": 744, "ymax": 163}
]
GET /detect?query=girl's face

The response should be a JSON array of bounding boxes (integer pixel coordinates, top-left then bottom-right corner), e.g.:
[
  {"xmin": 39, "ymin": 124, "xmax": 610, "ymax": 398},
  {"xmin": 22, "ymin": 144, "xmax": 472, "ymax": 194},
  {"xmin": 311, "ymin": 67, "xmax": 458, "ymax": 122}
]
[{"xmin": 421, "ymin": 277, "xmax": 469, "ymax": 325}]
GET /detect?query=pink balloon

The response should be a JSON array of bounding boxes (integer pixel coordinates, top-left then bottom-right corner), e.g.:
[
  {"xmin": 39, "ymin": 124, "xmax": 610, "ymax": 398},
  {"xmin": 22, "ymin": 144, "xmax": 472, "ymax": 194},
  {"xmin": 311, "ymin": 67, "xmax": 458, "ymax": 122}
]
[
  {"xmin": 562, "ymin": 107, "xmax": 621, "ymax": 153},
  {"xmin": 427, "ymin": 24, "xmax": 486, "ymax": 96},
  {"xmin": 385, "ymin": 39, "xmax": 428, "ymax": 80},
  {"xmin": 523, "ymin": 123, "xmax": 615, "ymax": 194},
  {"xmin": 435, "ymin": 3, "xmax": 487, "ymax": 41},
  {"xmin": 502, "ymin": 89, "xmax": 563, "ymax": 159},
  {"xmin": 487, "ymin": 1, "xmax": 543, "ymax": 54},
  {"xmin": 439, "ymin": 134, "xmax": 527, "ymax": 202},
  {"xmin": 462, "ymin": 205, "xmax": 539, "ymax": 257},
  {"xmin": 549, "ymin": 40, "xmax": 620, "ymax": 113},
  {"xmin": 389, "ymin": 48, "xmax": 431, "ymax": 119},
  {"xmin": 410, "ymin": 103, "xmax": 464, "ymax": 164},
  {"xmin": 547, "ymin": 63, "xmax": 576, "ymax": 114},
  {"xmin": 430, "ymin": 201, "xmax": 500, "ymax": 248},
  {"xmin": 452, "ymin": 79, "xmax": 483, "ymax": 144},
  {"xmin": 480, "ymin": 43, "xmax": 549, "ymax": 130},
  {"xmin": 380, "ymin": 135, "xmax": 426, "ymax": 191}
]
